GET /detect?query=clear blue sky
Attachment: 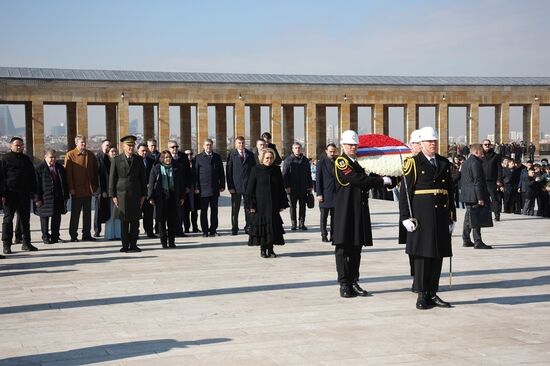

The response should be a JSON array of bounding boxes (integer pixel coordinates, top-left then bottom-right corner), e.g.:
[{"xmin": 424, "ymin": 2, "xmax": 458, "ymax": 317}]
[{"xmin": 2, "ymin": 0, "xmax": 550, "ymax": 141}]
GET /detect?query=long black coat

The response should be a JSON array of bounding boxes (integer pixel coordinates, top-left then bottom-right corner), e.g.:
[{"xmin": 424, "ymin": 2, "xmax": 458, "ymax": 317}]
[
  {"xmin": 399, "ymin": 152, "xmax": 456, "ymax": 258},
  {"xmin": 460, "ymin": 154, "xmax": 490, "ymax": 204},
  {"xmin": 0, "ymin": 151, "xmax": 36, "ymax": 196},
  {"xmin": 482, "ymin": 150, "xmax": 502, "ymax": 182},
  {"xmin": 315, "ymin": 156, "xmax": 336, "ymax": 208},
  {"xmin": 245, "ymin": 164, "xmax": 289, "ymax": 246},
  {"xmin": 226, "ymin": 148, "xmax": 256, "ymax": 194},
  {"xmin": 173, "ymin": 151, "xmax": 192, "ymax": 191},
  {"xmin": 332, "ymin": 154, "xmax": 385, "ymax": 247},
  {"xmin": 184, "ymin": 157, "xmax": 200, "ymax": 211},
  {"xmin": 282, "ymin": 154, "xmax": 313, "ymax": 196},
  {"xmin": 194, "ymin": 152, "xmax": 225, "ymax": 197},
  {"xmin": 109, "ymin": 154, "xmax": 147, "ymax": 221},
  {"xmin": 96, "ymin": 152, "xmax": 112, "ymax": 224},
  {"xmin": 147, "ymin": 163, "xmax": 186, "ymax": 220},
  {"xmin": 33, "ymin": 161, "xmax": 69, "ymax": 217}
]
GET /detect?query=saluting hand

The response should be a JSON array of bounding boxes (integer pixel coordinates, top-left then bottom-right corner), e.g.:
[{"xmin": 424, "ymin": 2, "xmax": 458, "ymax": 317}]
[{"xmin": 112, "ymin": 197, "xmax": 119, "ymax": 207}]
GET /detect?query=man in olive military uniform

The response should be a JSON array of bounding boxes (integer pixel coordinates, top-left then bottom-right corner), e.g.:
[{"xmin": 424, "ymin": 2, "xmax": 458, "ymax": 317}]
[
  {"xmin": 109, "ymin": 135, "xmax": 147, "ymax": 252},
  {"xmin": 400, "ymin": 126, "xmax": 456, "ymax": 310},
  {"xmin": 332, "ymin": 130, "xmax": 394, "ymax": 298}
]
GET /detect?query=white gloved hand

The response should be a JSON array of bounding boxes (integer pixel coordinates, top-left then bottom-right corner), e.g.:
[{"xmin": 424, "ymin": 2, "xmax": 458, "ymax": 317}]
[
  {"xmin": 382, "ymin": 176, "xmax": 392, "ymax": 185},
  {"xmin": 449, "ymin": 222, "xmax": 455, "ymax": 234},
  {"xmin": 402, "ymin": 219, "xmax": 416, "ymax": 232}
]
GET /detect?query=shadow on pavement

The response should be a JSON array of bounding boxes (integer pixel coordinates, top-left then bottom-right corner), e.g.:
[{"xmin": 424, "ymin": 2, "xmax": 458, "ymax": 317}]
[{"xmin": 0, "ymin": 338, "xmax": 231, "ymax": 366}]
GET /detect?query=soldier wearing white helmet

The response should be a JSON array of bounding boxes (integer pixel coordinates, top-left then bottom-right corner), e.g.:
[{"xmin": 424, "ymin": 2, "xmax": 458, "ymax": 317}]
[
  {"xmin": 409, "ymin": 129, "xmax": 422, "ymax": 155},
  {"xmin": 399, "ymin": 126, "xmax": 457, "ymax": 309},
  {"xmin": 332, "ymin": 130, "xmax": 395, "ymax": 298}
]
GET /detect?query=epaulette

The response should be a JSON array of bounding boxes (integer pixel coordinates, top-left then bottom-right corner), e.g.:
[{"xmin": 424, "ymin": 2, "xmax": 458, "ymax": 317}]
[
  {"xmin": 334, "ymin": 156, "xmax": 351, "ymax": 186},
  {"xmin": 402, "ymin": 156, "xmax": 417, "ymax": 183}
]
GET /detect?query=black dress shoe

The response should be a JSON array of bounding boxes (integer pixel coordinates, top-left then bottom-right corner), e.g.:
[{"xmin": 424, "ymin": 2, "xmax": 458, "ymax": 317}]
[
  {"xmin": 129, "ymin": 246, "xmax": 142, "ymax": 252},
  {"xmin": 321, "ymin": 236, "xmax": 329, "ymax": 242},
  {"xmin": 351, "ymin": 283, "xmax": 368, "ymax": 297},
  {"xmin": 82, "ymin": 236, "xmax": 97, "ymax": 242},
  {"xmin": 231, "ymin": 230, "xmax": 238, "ymax": 236},
  {"xmin": 192, "ymin": 228, "xmax": 201, "ymax": 233},
  {"xmin": 268, "ymin": 249, "xmax": 277, "ymax": 258},
  {"xmin": 429, "ymin": 294, "xmax": 451, "ymax": 308},
  {"xmin": 261, "ymin": 249, "xmax": 268, "ymax": 258},
  {"xmin": 56, "ymin": 238, "xmax": 68, "ymax": 243},
  {"xmin": 70, "ymin": 238, "xmax": 79, "ymax": 242},
  {"xmin": 43, "ymin": 239, "xmax": 52, "ymax": 244},
  {"xmin": 168, "ymin": 243, "xmax": 176, "ymax": 248},
  {"xmin": 416, "ymin": 293, "xmax": 433, "ymax": 310},
  {"xmin": 291, "ymin": 226, "xmax": 297, "ymax": 231},
  {"xmin": 93, "ymin": 232, "xmax": 101, "ymax": 238},
  {"xmin": 21, "ymin": 243, "xmax": 38, "ymax": 251},
  {"xmin": 3, "ymin": 245, "xmax": 12, "ymax": 254},
  {"xmin": 0, "ymin": 254, "xmax": 5, "ymax": 259},
  {"xmin": 494, "ymin": 215, "xmax": 500, "ymax": 222},
  {"xmin": 339, "ymin": 284, "xmax": 357, "ymax": 298},
  {"xmin": 411, "ymin": 286, "xmax": 419, "ymax": 293},
  {"xmin": 463, "ymin": 241, "xmax": 475, "ymax": 247},
  {"xmin": 299, "ymin": 225, "xmax": 308, "ymax": 231},
  {"xmin": 202, "ymin": 233, "xmax": 209, "ymax": 237},
  {"xmin": 120, "ymin": 247, "xmax": 128, "ymax": 252},
  {"xmin": 161, "ymin": 242, "xmax": 168, "ymax": 249},
  {"xmin": 474, "ymin": 242, "xmax": 493, "ymax": 249},
  {"xmin": 210, "ymin": 232, "xmax": 219, "ymax": 237}
]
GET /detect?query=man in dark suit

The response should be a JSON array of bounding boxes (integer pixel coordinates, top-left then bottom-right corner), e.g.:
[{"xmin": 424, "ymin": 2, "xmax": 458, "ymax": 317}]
[
  {"xmin": 481, "ymin": 139, "xmax": 502, "ymax": 221},
  {"xmin": 168, "ymin": 140, "xmax": 192, "ymax": 236},
  {"xmin": 138, "ymin": 143, "xmax": 157, "ymax": 238},
  {"xmin": 252, "ymin": 139, "xmax": 266, "ymax": 164},
  {"xmin": 194, "ymin": 138, "xmax": 225, "ymax": 237},
  {"xmin": 226, "ymin": 136, "xmax": 256, "ymax": 235},
  {"xmin": 34, "ymin": 149, "xmax": 70, "ymax": 244},
  {"xmin": 460, "ymin": 144, "xmax": 492, "ymax": 249},
  {"xmin": 109, "ymin": 135, "xmax": 147, "ymax": 252},
  {"xmin": 316, "ymin": 143, "xmax": 338, "ymax": 242},
  {"xmin": 283, "ymin": 142, "xmax": 313, "ymax": 230},
  {"xmin": 1, "ymin": 137, "xmax": 37, "ymax": 254},
  {"xmin": 183, "ymin": 149, "xmax": 200, "ymax": 233},
  {"xmin": 261, "ymin": 132, "xmax": 282, "ymax": 166},
  {"xmin": 94, "ymin": 139, "xmax": 112, "ymax": 237}
]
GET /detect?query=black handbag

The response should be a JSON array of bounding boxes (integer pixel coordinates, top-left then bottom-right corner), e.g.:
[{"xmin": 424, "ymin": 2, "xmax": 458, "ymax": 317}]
[
  {"xmin": 469, "ymin": 204, "xmax": 493, "ymax": 228},
  {"xmin": 306, "ymin": 192, "xmax": 315, "ymax": 209}
]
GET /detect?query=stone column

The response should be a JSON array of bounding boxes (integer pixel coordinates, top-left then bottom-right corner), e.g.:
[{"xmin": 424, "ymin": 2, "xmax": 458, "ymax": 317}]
[
  {"xmin": 373, "ymin": 104, "xmax": 385, "ymax": 134},
  {"xmin": 437, "ymin": 103, "xmax": 449, "ymax": 156},
  {"xmin": 350, "ymin": 104, "xmax": 358, "ymax": 133},
  {"xmin": 522, "ymin": 105, "xmax": 533, "ymax": 143},
  {"xmin": 497, "ymin": 102, "xmax": 510, "ymax": 143},
  {"xmin": 494, "ymin": 105, "xmax": 502, "ymax": 144},
  {"xmin": 282, "ymin": 105, "xmax": 294, "ymax": 155},
  {"xmin": 249, "ymin": 104, "xmax": 261, "ymax": 144},
  {"xmin": 66, "ymin": 103, "xmax": 77, "ymax": 151},
  {"xmin": 406, "ymin": 103, "xmax": 418, "ymax": 143},
  {"xmin": 118, "ymin": 100, "xmax": 129, "ymax": 149},
  {"xmin": 143, "ymin": 104, "xmax": 155, "ymax": 140},
  {"xmin": 105, "ymin": 104, "xmax": 117, "ymax": 145},
  {"xmin": 530, "ymin": 102, "xmax": 540, "ymax": 152},
  {"xmin": 24, "ymin": 102, "xmax": 34, "ymax": 157},
  {"xmin": 158, "ymin": 99, "xmax": 170, "ymax": 152},
  {"xmin": 180, "ymin": 104, "xmax": 192, "ymax": 150},
  {"xmin": 196, "ymin": 102, "xmax": 208, "ymax": 151},
  {"xmin": 271, "ymin": 101, "xmax": 282, "ymax": 150},
  {"xmin": 215, "ymin": 105, "xmax": 228, "ymax": 158},
  {"xmin": 31, "ymin": 100, "xmax": 44, "ymax": 161},
  {"xmin": 340, "ymin": 102, "xmax": 350, "ymax": 133},
  {"xmin": 306, "ymin": 103, "xmax": 321, "ymax": 158},
  {"xmin": 468, "ymin": 103, "xmax": 479, "ymax": 144},
  {"xmin": 234, "ymin": 100, "xmax": 245, "ymax": 139},
  {"xmin": 77, "ymin": 100, "xmax": 88, "ymax": 137}
]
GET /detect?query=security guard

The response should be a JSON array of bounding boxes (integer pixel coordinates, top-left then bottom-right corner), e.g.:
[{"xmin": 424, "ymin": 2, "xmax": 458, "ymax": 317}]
[
  {"xmin": 109, "ymin": 135, "xmax": 147, "ymax": 252},
  {"xmin": 399, "ymin": 126, "xmax": 456, "ymax": 309},
  {"xmin": 332, "ymin": 130, "xmax": 394, "ymax": 298}
]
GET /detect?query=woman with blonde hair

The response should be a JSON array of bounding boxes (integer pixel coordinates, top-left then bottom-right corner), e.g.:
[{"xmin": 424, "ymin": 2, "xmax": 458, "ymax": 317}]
[{"xmin": 246, "ymin": 148, "xmax": 289, "ymax": 258}]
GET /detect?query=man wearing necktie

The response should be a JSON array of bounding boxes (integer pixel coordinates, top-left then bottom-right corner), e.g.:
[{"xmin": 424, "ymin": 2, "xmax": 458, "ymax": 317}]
[
  {"xmin": 138, "ymin": 143, "xmax": 157, "ymax": 238},
  {"xmin": 400, "ymin": 126, "xmax": 456, "ymax": 310},
  {"xmin": 226, "ymin": 136, "xmax": 256, "ymax": 235},
  {"xmin": 34, "ymin": 149, "xmax": 70, "ymax": 244},
  {"xmin": 109, "ymin": 135, "xmax": 147, "ymax": 252}
]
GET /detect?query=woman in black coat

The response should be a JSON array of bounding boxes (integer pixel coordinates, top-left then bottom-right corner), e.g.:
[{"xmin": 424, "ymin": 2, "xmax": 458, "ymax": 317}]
[
  {"xmin": 34, "ymin": 149, "xmax": 69, "ymax": 244},
  {"xmin": 148, "ymin": 150, "xmax": 185, "ymax": 248},
  {"xmin": 246, "ymin": 148, "xmax": 289, "ymax": 258}
]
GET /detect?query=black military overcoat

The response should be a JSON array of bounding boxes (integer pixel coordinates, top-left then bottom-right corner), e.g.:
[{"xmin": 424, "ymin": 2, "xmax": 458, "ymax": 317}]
[
  {"xmin": 332, "ymin": 153, "xmax": 385, "ymax": 247},
  {"xmin": 399, "ymin": 152, "xmax": 456, "ymax": 258},
  {"xmin": 109, "ymin": 154, "xmax": 147, "ymax": 221}
]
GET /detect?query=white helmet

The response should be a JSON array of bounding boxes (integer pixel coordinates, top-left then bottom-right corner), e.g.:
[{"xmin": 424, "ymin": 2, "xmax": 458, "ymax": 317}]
[
  {"xmin": 340, "ymin": 130, "xmax": 359, "ymax": 145},
  {"xmin": 419, "ymin": 126, "xmax": 439, "ymax": 141},
  {"xmin": 409, "ymin": 129, "xmax": 422, "ymax": 144}
]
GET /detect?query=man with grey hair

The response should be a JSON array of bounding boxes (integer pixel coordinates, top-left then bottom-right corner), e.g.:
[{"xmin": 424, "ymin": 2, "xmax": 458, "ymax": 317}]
[
  {"xmin": 65, "ymin": 135, "xmax": 99, "ymax": 242},
  {"xmin": 283, "ymin": 142, "xmax": 313, "ymax": 230},
  {"xmin": 147, "ymin": 138, "xmax": 160, "ymax": 162}
]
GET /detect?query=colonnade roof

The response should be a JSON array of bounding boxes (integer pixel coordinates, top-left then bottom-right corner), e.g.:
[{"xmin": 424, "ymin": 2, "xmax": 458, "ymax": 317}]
[{"xmin": 1, "ymin": 66, "xmax": 550, "ymax": 86}]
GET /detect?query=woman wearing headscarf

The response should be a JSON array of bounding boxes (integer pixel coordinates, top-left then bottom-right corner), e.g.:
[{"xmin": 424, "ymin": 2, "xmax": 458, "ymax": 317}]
[
  {"xmin": 246, "ymin": 148, "xmax": 289, "ymax": 258},
  {"xmin": 148, "ymin": 150, "xmax": 185, "ymax": 248}
]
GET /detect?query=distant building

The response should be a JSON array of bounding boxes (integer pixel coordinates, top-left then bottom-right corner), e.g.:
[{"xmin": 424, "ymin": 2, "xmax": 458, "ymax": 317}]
[
  {"xmin": 129, "ymin": 119, "xmax": 138, "ymax": 134},
  {"xmin": 51, "ymin": 124, "xmax": 66, "ymax": 136},
  {"xmin": 0, "ymin": 105, "xmax": 17, "ymax": 136}
]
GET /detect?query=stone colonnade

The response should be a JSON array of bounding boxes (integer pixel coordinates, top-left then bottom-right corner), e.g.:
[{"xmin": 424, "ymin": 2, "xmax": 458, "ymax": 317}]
[{"xmin": 1, "ymin": 80, "xmax": 547, "ymax": 160}]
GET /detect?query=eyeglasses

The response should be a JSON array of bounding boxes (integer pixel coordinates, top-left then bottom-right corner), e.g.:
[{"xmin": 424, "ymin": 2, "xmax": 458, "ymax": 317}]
[
  {"xmin": 169, "ymin": 145, "xmax": 178, "ymax": 149},
  {"xmin": 483, "ymin": 144, "xmax": 491, "ymax": 146}
]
